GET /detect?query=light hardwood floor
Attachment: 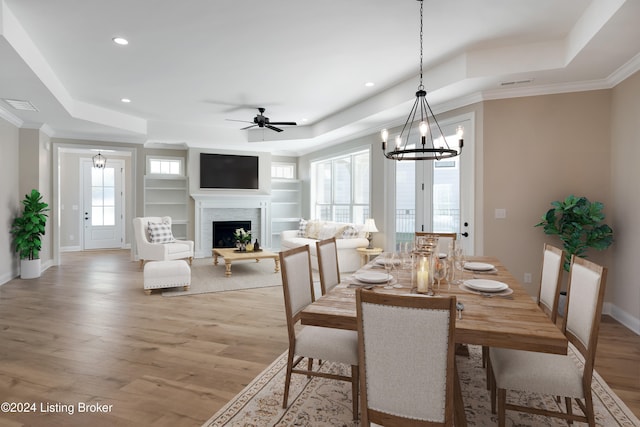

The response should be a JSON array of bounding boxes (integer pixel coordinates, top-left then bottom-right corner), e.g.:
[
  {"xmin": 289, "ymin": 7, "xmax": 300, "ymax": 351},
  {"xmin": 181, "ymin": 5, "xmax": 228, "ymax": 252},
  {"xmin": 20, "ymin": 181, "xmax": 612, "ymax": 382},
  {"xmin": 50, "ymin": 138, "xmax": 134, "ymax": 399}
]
[{"xmin": 0, "ymin": 250, "xmax": 638, "ymax": 426}]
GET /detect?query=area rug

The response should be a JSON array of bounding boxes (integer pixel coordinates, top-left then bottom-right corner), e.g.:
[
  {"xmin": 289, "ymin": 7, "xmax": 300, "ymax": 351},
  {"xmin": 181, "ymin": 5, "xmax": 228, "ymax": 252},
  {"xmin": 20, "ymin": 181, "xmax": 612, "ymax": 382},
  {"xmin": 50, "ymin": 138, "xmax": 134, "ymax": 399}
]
[
  {"xmin": 203, "ymin": 344, "xmax": 640, "ymax": 426},
  {"xmin": 162, "ymin": 257, "xmax": 282, "ymax": 296}
]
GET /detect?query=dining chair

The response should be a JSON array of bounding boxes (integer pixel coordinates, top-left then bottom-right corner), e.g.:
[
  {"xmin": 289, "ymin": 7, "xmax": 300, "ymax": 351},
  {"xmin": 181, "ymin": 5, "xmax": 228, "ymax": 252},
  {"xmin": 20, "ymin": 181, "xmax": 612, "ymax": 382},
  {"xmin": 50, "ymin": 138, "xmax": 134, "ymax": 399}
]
[
  {"xmin": 488, "ymin": 255, "xmax": 607, "ymax": 427},
  {"xmin": 316, "ymin": 237, "xmax": 341, "ymax": 295},
  {"xmin": 486, "ymin": 243, "xmax": 565, "ymax": 385},
  {"xmin": 279, "ymin": 245, "xmax": 359, "ymax": 420},
  {"xmin": 537, "ymin": 243, "xmax": 565, "ymax": 324},
  {"xmin": 356, "ymin": 289, "xmax": 456, "ymax": 426}
]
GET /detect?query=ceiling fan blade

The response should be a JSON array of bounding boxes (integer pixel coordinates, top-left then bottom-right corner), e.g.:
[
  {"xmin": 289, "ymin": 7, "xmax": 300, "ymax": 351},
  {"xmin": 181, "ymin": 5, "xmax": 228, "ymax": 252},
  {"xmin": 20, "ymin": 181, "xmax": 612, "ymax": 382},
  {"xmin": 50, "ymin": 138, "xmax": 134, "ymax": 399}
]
[
  {"xmin": 241, "ymin": 124, "xmax": 258, "ymax": 130},
  {"xmin": 265, "ymin": 125, "xmax": 284, "ymax": 132},
  {"xmin": 269, "ymin": 121, "xmax": 297, "ymax": 126},
  {"xmin": 226, "ymin": 119, "xmax": 254, "ymax": 124}
]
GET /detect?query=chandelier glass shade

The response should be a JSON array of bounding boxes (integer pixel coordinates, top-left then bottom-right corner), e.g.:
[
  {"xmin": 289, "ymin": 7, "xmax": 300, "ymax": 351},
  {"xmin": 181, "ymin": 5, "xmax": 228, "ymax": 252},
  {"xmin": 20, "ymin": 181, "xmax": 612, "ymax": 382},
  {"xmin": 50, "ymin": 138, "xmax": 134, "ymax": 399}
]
[
  {"xmin": 92, "ymin": 152, "xmax": 107, "ymax": 169},
  {"xmin": 381, "ymin": 0, "xmax": 464, "ymax": 161}
]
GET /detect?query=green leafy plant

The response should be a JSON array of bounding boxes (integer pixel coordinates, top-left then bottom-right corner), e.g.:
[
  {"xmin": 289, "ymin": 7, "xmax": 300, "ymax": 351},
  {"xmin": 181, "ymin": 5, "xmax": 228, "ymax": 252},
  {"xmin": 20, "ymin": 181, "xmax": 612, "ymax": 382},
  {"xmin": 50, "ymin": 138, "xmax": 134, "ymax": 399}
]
[
  {"xmin": 535, "ymin": 194, "xmax": 613, "ymax": 271},
  {"xmin": 10, "ymin": 189, "xmax": 49, "ymax": 260},
  {"xmin": 233, "ymin": 228, "xmax": 252, "ymax": 244}
]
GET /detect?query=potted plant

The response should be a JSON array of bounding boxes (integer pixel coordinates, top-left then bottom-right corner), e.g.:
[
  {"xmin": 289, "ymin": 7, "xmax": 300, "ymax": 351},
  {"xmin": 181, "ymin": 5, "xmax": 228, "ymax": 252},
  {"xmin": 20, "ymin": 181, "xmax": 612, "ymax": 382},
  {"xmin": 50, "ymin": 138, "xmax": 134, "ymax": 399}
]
[
  {"xmin": 233, "ymin": 227, "xmax": 252, "ymax": 252},
  {"xmin": 10, "ymin": 189, "xmax": 49, "ymax": 279},
  {"xmin": 535, "ymin": 194, "xmax": 613, "ymax": 314}
]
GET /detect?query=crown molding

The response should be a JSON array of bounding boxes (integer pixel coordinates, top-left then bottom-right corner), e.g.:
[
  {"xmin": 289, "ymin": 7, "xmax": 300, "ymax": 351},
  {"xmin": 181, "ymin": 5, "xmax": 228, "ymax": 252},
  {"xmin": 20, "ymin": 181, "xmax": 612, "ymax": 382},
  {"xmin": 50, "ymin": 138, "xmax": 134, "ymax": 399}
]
[{"xmin": 0, "ymin": 105, "xmax": 23, "ymax": 127}]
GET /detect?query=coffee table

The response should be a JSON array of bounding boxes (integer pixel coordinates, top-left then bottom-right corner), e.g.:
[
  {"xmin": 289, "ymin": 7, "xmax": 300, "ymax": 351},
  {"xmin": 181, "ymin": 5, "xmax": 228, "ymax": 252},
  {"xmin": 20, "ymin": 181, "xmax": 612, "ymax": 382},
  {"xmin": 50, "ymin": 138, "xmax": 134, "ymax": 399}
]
[{"xmin": 212, "ymin": 247, "xmax": 280, "ymax": 277}]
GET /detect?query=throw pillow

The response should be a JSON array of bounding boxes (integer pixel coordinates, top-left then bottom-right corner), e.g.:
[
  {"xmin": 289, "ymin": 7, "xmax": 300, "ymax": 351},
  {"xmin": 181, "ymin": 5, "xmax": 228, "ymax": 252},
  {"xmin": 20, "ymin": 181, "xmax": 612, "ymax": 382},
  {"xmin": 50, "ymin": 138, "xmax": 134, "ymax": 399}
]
[
  {"xmin": 342, "ymin": 224, "xmax": 360, "ymax": 239},
  {"xmin": 297, "ymin": 218, "xmax": 308, "ymax": 237},
  {"xmin": 318, "ymin": 224, "xmax": 338, "ymax": 240},
  {"xmin": 147, "ymin": 222, "xmax": 175, "ymax": 244},
  {"xmin": 305, "ymin": 220, "xmax": 323, "ymax": 239}
]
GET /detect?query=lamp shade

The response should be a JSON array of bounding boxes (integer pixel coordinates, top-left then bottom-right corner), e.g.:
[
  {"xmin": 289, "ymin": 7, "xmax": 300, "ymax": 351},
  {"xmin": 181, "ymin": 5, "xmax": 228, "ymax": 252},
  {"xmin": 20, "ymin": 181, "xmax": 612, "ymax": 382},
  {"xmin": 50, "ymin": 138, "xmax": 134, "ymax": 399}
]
[{"xmin": 362, "ymin": 218, "xmax": 378, "ymax": 233}]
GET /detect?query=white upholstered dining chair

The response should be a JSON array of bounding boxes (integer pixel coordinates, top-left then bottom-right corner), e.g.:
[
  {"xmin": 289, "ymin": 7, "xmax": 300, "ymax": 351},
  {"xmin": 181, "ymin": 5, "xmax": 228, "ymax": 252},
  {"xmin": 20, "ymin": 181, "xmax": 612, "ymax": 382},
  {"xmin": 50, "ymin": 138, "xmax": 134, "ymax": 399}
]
[
  {"xmin": 486, "ymin": 243, "xmax": 565, "ymax": 386},
  {"xmin": 279, "ymin": 245, "xmax": 359, "ymax": 420},
  {"xmin": 356, "ymin": 289, "xmax": 457, "ymax": 426},
  {"xmin": 316, "ymin": 237, "xmax": 341, "ymax": 295},
  {"xmin": 536, "ymin": 243, "xmax": 565, "ymax": 323},
  {"xmin": 489, "ymin": 255, "xmax": 607, "ymax": 426}
]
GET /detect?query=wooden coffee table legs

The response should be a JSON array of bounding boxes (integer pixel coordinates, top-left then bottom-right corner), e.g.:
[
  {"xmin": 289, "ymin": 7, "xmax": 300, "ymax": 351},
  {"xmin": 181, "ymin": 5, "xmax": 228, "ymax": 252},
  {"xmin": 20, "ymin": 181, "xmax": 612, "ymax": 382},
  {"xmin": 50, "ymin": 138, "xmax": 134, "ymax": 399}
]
[{"xmin": 213, "ymin": 250, "xmax": 281, "ymax": 278}]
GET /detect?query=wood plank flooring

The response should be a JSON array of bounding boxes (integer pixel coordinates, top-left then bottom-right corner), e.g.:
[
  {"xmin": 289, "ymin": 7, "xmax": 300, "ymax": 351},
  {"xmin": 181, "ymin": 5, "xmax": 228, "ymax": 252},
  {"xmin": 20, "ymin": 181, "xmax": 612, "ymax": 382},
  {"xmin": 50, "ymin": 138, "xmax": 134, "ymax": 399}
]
[{"xmin": 0, "ymin": 250, "xmax": 637, "ymax": 426}]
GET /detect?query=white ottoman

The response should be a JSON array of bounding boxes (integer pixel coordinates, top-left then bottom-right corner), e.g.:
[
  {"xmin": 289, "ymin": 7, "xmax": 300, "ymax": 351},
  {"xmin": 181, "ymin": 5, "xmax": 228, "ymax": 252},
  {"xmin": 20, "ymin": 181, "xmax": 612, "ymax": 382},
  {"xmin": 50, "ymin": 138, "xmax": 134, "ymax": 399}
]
[{"xmin": 143, "ymin": 260, "xmax": 191, "ymax": 295}]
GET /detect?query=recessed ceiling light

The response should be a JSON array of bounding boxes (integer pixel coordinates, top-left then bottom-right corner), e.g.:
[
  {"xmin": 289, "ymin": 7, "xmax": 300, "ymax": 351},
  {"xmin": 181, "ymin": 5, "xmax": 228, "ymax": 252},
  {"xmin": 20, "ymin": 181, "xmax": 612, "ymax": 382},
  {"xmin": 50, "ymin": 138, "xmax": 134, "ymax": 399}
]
[
  {"xmin": 112, "ymin": 37, "xmax": 129, "ymax": 46},
  {"xmin": 301, "ymin": 118, "xmax": 308, "ymax": 123},
  {"xmin": 365, "ymin": 82, "xmax": 375, "ymax": 87},
  {"xmin": 121, "ymin": 98, "xmax": 131, "ymax": 103}
]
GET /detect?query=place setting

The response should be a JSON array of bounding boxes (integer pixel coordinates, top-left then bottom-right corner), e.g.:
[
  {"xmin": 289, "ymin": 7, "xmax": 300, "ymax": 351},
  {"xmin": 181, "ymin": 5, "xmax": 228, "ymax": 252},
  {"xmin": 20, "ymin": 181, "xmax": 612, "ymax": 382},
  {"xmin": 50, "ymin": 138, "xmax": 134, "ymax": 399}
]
[
  {"xmin": 463, "ymin": 261, "xmax": 498, "ymax": 275},
  {"xmin": 459, "ymin": 278, "xmax": 513, "ymax": 298}
]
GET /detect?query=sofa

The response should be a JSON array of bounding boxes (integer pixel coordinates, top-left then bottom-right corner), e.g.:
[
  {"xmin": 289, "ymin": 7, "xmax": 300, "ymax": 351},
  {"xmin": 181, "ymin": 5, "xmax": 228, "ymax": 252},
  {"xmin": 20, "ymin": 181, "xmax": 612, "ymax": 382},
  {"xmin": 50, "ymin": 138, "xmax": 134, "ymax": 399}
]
[{"xmin": 280, "ymin": 220, "xmax": 369, "ymax": 273}]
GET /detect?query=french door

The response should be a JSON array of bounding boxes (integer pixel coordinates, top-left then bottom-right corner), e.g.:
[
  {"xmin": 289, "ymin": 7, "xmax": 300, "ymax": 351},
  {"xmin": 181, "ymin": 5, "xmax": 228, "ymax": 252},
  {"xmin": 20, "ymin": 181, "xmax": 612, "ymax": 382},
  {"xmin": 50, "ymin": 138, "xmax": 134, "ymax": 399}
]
[
  {"xmin": 81, "ymin": 159, "xmax": 124, "ymax": 249},
  {"xmin": 390, "ymin": 115, "xmax": 474, "ymax": 254}
]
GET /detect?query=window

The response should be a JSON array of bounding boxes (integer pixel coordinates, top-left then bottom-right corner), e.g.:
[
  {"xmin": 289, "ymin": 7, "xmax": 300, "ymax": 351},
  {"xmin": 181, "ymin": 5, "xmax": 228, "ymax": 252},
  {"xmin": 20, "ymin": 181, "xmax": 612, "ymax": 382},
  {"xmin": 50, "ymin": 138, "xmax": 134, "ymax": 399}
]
[
  {"xmin": 147, "ymin": 156, "xmax": 183, "ymax": 176},
  {"xmin": 271, "ymin": 162, "xmax": 296, "ymax": 179},
  {"xmin": 311, "ymin": 148, "xmax": 370, "ymax": 223}
]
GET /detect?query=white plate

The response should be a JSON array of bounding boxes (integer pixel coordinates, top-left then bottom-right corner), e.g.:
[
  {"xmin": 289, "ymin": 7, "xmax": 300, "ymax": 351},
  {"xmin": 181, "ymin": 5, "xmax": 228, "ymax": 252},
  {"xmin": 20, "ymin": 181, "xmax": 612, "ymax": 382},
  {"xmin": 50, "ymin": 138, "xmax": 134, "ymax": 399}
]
[
  {"xmin": 439, "ymin": 252, "xmax": 447, "ymax": 259},
  {"xmin": 354, "ymin": 271, "xmax": 392, "ymax": 284},
  {"xmin": 463, "ymin": 279, "xmax": 509, "ymax": 292},
  {"xmin": 464, "ymin": 262, "xmax": 495, "ymax": 271},
  {"xmin": 374, "ymin": 258, "xmax": 401, "ymax": 267}
]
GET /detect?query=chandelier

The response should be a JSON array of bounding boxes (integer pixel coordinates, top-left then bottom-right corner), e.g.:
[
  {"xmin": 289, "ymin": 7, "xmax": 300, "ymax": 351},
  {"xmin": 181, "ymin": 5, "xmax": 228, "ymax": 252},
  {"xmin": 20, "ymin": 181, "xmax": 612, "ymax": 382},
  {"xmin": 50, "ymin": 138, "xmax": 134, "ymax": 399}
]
[
  {"xmin": 92, "ymin": 151, "xmax": 107, "ymax": 169},
  {"xmin": 381, "ymin": 0, "xmax": 464, "ymax": 161}
]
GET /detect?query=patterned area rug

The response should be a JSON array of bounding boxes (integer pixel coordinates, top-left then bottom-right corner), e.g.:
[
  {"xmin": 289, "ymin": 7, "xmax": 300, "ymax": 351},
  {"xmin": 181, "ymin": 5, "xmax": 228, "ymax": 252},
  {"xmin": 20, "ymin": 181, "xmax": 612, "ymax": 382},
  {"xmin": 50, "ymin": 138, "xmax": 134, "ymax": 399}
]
[
  {"xmin": 203, "ymin": 345, "xmax": 640, "ymax": 426},
  {"xmin": 162, "ymin": 257, "xmax": 282, "ymax": 296}
]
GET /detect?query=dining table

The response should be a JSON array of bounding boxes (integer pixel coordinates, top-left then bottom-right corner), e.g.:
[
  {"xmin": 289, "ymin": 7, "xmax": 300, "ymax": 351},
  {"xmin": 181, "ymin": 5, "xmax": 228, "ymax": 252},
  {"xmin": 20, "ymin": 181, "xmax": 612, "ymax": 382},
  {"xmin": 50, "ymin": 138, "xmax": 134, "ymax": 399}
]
[{"xmin": 300, "ymin": 255, "xmax": 569, "ymax": 426}]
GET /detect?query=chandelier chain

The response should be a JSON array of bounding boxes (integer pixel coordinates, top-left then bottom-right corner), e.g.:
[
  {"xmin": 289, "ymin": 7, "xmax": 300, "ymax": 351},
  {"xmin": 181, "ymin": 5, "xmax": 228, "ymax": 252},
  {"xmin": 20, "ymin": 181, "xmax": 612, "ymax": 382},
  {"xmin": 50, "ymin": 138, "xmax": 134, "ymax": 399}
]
[{"xmin": 419, "ymin": 0, "xmax": 424, "ymax": 90}]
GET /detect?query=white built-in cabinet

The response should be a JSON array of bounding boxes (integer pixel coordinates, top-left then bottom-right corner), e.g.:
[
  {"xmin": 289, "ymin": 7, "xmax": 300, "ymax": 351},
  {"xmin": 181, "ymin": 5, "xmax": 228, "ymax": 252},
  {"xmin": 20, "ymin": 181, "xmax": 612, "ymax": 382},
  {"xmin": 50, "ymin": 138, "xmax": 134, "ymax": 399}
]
[
  {"xmin": 270, "ymin": 179, "xmax": 301, "ymax": 249},
  {"xmin": 143, "ymin": 176, "xmax": 189, "ymax": 240}
]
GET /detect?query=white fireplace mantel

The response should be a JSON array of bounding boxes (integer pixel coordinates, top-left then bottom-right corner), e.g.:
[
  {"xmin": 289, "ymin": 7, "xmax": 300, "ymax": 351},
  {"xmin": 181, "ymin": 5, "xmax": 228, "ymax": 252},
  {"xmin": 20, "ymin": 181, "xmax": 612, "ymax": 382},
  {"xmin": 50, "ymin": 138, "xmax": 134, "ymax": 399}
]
[{"xmin": 191, "ymin": 194, "xmax": 271, "ymax": 258}]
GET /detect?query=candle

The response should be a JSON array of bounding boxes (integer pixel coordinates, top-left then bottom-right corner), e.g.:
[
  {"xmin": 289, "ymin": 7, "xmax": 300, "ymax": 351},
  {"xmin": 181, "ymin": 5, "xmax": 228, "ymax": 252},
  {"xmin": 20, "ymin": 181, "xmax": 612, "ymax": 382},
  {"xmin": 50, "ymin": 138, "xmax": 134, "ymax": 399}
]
[{"xmin": 417, "ymin": 258, "xmax": 429, "ymax": 293}]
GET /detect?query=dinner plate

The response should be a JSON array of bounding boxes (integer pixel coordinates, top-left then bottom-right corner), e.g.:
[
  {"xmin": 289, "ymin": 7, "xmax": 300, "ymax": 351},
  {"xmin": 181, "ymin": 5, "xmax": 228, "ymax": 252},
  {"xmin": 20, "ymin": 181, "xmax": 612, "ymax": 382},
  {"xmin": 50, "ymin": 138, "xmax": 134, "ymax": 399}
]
[
  {"xmin": 463, "ymin": 279, "xmax": 509, "ymax": 292},
  {"xmin": 439, "ymin": 252, "xmax": 447, "ymax": 259},
  {"xmin": 464, "ymin": 262, "xmax": 495, "ymax": 271},
  {"xmin": 374, "ymin": 257, "xmax": 401, "ymax": 267},
  {"xmin": 354, "ymin": 271, "xmax": 392, "ymax": 284}
]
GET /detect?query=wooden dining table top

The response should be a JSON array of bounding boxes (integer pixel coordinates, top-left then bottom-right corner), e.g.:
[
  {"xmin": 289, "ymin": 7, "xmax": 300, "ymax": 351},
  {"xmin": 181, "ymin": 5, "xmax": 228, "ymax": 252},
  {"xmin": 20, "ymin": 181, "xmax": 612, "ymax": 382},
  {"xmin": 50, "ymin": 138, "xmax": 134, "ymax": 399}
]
[{"xmin": 301, "ymin": 256, "xmax": 568, "ymax": 355}]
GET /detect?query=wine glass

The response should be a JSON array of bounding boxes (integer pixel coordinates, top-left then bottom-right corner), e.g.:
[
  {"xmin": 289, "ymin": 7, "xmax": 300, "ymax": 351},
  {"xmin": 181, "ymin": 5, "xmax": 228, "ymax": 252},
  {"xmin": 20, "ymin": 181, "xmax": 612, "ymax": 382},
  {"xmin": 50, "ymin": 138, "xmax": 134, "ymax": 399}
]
[
  {"xmin": 384, "ymin": 252, "xmax": 396, "ymax": 289},
  {"xmin": 453, "ymin": 246, "xmax": 466, "ymax": 284},
  {"xmin": 433, "ymin": 258, "xmax": 448, "ymax": 291}
]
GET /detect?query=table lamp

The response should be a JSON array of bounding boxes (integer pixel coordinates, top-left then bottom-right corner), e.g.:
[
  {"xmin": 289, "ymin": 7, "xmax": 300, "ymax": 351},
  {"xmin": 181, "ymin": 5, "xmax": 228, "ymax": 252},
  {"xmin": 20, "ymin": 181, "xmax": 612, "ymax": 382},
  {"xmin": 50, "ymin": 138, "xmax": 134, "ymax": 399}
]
[{"xmin": 361, "ymin": 218, "xmax": 378, "ymax": 249}]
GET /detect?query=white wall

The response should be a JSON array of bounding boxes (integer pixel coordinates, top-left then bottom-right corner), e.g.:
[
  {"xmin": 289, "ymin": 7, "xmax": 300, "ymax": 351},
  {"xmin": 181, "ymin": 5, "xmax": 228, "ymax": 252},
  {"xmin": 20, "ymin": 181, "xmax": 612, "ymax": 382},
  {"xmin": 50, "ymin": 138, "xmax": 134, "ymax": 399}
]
[{"xmin": 0, "ymin": 117, "xmax": 20, "ymax": 283}]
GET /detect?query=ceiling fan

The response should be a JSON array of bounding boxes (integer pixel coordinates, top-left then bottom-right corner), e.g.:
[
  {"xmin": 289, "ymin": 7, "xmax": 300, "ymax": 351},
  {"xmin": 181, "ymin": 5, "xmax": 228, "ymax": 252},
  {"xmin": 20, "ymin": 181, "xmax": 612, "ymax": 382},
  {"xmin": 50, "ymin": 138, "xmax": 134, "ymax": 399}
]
[{"xmin": 227, "ymin": 107, "xmax": 297, "ymax": 132}]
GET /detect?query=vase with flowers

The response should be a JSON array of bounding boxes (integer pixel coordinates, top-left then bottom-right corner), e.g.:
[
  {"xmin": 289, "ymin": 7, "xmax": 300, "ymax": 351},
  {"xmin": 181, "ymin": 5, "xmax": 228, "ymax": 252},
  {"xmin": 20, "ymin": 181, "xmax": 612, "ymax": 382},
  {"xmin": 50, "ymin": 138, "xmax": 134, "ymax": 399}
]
[{"xmin": 234, "ymin": 228, "xmax": 252, "ymax": 251}]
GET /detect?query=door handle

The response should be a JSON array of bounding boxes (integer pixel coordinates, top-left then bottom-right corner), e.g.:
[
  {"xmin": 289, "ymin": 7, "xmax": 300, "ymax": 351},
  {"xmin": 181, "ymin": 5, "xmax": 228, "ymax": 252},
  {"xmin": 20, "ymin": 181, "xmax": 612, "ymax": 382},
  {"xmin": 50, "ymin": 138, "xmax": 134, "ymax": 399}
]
[
  {"xmin": 84, "ymin": 212, "xmax": 89, "ymax": 221},
  {"xmin": 461, "ymin": 232, "xmax": 469, "ymax": 237}
]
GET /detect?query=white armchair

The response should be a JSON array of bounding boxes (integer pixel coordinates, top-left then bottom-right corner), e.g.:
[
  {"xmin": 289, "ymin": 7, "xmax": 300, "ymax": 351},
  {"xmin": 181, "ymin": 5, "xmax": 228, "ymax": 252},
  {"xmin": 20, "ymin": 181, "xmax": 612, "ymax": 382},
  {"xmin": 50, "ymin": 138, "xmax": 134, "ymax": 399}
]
[{"xmin": 133, "ymin": 216, "xmax": 194, "ymax": 268}]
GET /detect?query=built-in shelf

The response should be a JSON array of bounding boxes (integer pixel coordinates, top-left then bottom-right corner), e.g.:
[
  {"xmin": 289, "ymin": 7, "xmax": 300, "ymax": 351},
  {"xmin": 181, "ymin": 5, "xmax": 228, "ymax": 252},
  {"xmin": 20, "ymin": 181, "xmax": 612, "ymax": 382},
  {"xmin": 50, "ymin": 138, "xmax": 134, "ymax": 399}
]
[
  {"xmin": 144, "ymin": 175, "xmax": 189, "ymax": 240},
  {"xmin": 271, "ymin": 179, "xmax": 301, "ymax": 250}
]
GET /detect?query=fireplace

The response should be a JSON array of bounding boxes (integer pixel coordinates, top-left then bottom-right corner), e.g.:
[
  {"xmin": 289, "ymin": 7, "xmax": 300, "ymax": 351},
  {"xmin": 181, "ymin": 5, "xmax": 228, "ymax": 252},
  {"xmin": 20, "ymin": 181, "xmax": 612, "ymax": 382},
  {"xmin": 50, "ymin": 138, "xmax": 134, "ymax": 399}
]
[{"xmin": 212, "ymin": 221, "xmax": 251, "ymax": 248}]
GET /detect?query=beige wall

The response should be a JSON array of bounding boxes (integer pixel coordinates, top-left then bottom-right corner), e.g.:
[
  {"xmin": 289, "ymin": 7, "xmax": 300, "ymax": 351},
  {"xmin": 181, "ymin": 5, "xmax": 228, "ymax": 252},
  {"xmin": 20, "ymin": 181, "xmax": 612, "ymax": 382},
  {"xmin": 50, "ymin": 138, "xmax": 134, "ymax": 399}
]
[
  {"xmin": 611, "ymin": 70, "xmax": 640, "ymax": 328},
  {"xmin": 483, "ymin": 91, "xmax": 613, "ymax": 296},
  {"xmin": 0, "ymin": 117, "xmax": 20, "ymax": 282}
]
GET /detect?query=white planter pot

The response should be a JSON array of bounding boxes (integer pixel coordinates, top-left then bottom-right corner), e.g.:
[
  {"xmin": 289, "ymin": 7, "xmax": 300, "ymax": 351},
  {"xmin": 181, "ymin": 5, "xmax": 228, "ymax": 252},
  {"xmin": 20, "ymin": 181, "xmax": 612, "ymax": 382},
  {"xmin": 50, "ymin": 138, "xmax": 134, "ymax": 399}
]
[{"xmin": 20, "ymin": 258, "xmax": 41, "ymax": 279}]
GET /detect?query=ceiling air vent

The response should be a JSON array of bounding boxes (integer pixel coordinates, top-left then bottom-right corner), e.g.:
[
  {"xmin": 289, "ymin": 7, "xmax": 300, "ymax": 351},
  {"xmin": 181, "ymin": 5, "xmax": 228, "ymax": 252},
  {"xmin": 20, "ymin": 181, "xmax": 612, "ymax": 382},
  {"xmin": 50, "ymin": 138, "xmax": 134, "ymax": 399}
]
[
  {"xmin": 2, "ymin": 98, "xmax": 38, "ymax": 111},
  {"xmin": 500, "ymin": 79, "xmax": 534, "ymax": 87}
]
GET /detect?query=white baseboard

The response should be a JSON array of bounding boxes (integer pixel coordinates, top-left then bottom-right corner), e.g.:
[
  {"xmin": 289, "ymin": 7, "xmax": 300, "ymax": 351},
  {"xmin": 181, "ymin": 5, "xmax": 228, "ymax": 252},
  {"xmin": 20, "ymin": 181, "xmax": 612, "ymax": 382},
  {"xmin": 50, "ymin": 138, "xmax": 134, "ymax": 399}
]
[
  {"xmin": 61, "ymin": 246, "xmax": 82, "ymax": 252},
  {"xmin": 603, "ymin": 302, "xmax": 640, "ymax": 335},
  {"xmin": 0, "ymin": 271, "xmax": 18, "ymax": 286}
]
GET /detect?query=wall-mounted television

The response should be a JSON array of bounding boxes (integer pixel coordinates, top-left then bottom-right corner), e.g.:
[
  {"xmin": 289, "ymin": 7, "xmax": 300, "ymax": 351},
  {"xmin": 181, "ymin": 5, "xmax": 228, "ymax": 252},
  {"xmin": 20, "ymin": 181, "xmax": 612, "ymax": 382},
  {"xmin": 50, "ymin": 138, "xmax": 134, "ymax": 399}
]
[{"xmin": 199, "ymin": 153, "xmax": 259, "ymax": 189}]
